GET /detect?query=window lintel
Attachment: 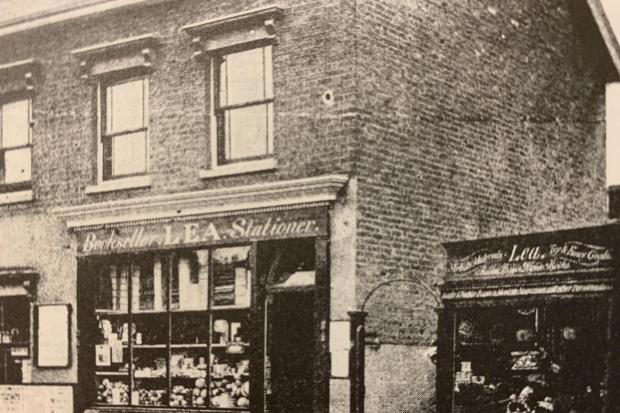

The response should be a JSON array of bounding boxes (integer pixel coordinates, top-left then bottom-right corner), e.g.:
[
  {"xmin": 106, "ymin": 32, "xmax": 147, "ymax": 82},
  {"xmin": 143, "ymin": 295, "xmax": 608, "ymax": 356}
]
[
  {"xmin": 183, "ymin": 6, "xmax": 283, "ymax": 59},
  {"xmin": 0, "ymin": 58, "xmax": 39, "ymax": 92},
  {"xmin": 71, "ymin": 33, "xmax": 160, "ymax": 79}
]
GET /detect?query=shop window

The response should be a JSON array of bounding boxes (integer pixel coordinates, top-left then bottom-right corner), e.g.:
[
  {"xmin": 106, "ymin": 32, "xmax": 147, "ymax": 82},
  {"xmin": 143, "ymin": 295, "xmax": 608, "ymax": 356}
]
[
  {"xmin": 0, "ymin": 97, "xmax": 32, "ymax": 191},
  {"xmin": 215, "ymin": 46, "xmax": 273, "ymax": 164},
  {"xmin": 99, "ymin": 77, "xmax": 148, "ymax": 181},
  {"xmin": 450, "ymin": 300, "xmax": 608, "ymax": 413},
  {"xmin": 90, "ymin": 246, "xmax": 251, "ymax": 409},
  {"xmin": 0, "ymin": 297, "xmax": 30, "ymax": 384}
]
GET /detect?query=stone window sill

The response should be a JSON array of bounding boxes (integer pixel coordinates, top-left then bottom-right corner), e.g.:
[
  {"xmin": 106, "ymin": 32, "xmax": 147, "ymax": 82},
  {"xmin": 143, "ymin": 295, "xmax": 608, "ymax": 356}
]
[
  {"xmin": 0, "ymin": 189, "xmax": 34, "ymax": 205},
  {"xmin": 85, "ymin": 175, "xmax": 151, "ymax": 194},
  {"xmin": 199, "ymin": 158, "xmax": 277, "ymax": 179}
]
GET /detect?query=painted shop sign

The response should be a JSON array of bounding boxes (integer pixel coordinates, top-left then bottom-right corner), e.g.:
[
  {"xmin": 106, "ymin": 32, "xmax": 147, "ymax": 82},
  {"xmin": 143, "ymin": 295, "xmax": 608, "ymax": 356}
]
[
  {"xmin": 76, "ymin": 207, "xmax": 328, "ymax": 254},
  {"xmin": 447, "ymin": 241, "xmax": 613, "ymax": 279}
]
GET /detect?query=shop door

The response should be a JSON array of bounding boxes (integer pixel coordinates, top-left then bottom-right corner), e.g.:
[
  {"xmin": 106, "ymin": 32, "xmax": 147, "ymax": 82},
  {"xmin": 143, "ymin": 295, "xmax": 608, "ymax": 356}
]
[{"xmin": 268, "ymin": 291, "xmax": 315, "ymax": 413}]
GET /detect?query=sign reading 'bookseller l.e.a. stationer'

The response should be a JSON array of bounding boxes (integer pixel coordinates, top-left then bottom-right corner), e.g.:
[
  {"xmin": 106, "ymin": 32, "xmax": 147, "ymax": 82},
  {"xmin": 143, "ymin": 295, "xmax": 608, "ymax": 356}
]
[
  {"xmin": 76, "ymin": 207, "xmax": 328, "ymax": 255},
  {"xmin": 444, "ymin": 226, "xmax": 616, "ymax": 281}
]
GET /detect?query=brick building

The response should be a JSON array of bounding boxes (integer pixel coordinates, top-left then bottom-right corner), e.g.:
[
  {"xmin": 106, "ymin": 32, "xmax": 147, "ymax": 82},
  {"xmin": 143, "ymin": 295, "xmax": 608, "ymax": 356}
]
[{"xmin": 0, "ymin": 1, "xmax": 616, "ymax": 413}]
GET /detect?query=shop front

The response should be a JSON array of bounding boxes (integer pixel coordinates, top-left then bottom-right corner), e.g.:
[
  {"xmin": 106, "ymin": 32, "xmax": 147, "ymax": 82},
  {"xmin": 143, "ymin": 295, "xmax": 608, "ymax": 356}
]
[
  {"xmin": 49, "ymin": 174, "xmax": 351, "ymax": 413},
  {"xmin": 436, "ymin": 225, "xmax": 618, "ymax": 413}
]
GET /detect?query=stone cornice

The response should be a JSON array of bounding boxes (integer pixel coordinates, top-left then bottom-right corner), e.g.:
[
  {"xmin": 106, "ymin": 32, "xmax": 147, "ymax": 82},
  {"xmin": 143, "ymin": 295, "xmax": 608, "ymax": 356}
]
[
  {"xmin": 52, "ymin": 175, "xmax": 349, "ymax": 229},
  {"xmin": 182, "ymin": 5, "xmax": 283, "ymax": 36},
  {"xmin": 70, "ymin": 33, "xmax": 159, "ymax": 59}
]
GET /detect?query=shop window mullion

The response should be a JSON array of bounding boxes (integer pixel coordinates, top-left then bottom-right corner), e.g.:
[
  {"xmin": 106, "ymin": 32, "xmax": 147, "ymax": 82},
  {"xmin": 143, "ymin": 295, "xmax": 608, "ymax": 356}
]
[
  {"xmin": 166, "ymin": 252, "xmax": 172, "ymax": 407},
  {"xmin": 0, "ymin": 302, "xmax": 5, "ymax": 384},
  {"xmin": 128, "ymin": 257, "xmax": 134, "ymax": 405},
  {"xmin": 206, "ymin": 249, "xmax": 213, "ymax": 408}
]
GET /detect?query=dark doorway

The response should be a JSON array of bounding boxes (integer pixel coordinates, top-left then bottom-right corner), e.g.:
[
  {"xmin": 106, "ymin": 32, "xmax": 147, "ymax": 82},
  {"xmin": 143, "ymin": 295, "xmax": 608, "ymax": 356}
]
[{"xmin": 269, "ymin": 290, "xmax": 315, "ymax": 413}]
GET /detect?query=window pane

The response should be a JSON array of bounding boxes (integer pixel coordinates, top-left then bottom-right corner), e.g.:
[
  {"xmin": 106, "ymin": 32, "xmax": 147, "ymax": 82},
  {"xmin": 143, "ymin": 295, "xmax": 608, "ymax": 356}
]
[
  {"xmin": 177, "ymin": 251, "xmax": 209, "ymax": 311},
  {"xmin": 210, "ymin": 246, "xmax": 251, "ymax": 409},
  {"xmin": 2, "ymin": 100, "xmax": 29, "ymax": 148},
  {"xmin": 4, "ymin": 147, "xmax": 31, "ymax": 183},
  {"xmin": 221, "ymin": 48, "xmax": 265, "ymax": 106},
  {"xmin": 95, "ymin": 262, "xmax": 130, "ymax": 406},
  {"xmin": 108, "ymin": 79, "xmax": 145, "ymax": 133},
  {"xmin": 224, "ymin": 104, "xmax": 270, "ymax": 160},
  {"xmin": 111, "ymin": 131, "xmax": 146, "ymax": 176},
  {"xmin": 212, "ymin": 246, "xmax": 251, "ymax": 308}
]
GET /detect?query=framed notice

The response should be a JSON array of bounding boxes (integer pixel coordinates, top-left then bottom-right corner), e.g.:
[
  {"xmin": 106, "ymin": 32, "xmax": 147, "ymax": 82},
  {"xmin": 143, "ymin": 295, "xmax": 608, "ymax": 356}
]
[
  {"xmin": 0, "ymin": 385, "xmax": 73, "ymax": 413},
  {"xmin": 35, "ymin": 304, "xmax": 71, "ymax": 368}
]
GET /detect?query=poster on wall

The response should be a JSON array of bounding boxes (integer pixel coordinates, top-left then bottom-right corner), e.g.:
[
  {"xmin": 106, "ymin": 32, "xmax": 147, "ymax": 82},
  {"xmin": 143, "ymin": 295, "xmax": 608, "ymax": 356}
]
[
  {"xmin": 0, "ymin": 385, "xmax": 73, "ymax": 413},
  {"xmin": 35, "ymin": 304, "xmax": 71, "ymax": 368}
]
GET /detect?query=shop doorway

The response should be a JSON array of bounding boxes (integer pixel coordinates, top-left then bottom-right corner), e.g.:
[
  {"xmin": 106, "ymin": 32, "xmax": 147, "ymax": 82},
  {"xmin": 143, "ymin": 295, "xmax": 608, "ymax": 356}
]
[{"xmin": 268, "ymin": 290, "xmax": 315, "ymax": 413}]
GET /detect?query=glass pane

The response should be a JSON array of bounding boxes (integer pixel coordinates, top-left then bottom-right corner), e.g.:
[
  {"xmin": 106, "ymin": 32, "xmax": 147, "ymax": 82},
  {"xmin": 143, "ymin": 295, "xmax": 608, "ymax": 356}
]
[
  {"xmin": 4, "ymin": 147, "xmax": 31, "ymax": 183},
  {"xmin": 111, "ymin": 131, "xmax": 146, "ymax": 176},
  {"xmin": 108, "ymin": 79, "xmax": 145, "ymax": 133},
  {"xmin": 212, "ymin": 246, "xmax": 251, "ymax": 308},
  {"xmin": 220, "ymin": 48, "xmax": 265, "ymax": 106},
  {"xmin": 170, "ymin": 347, "xmax": 208, "ymax": 408},
  {"xmin": 269, "ymin": 239, "xmax": 316, "ymax": 288},
  {"xmin": 2, "ymin": 100, "xmax": 29, "ymax": 148},
  {"xmin": 95, "ymin": 262, "xmax": 130, "ymax": 406},
  {"xmin": 176, "ymin": 251, "xmax": 209, "ymax": 311},
  {"xmin": 451, "ymin": 302, "xmax": 608, "ymax": 413},
  {"xmin": 131, "ymin": 256, "xmax": 168, "ymax": 407},
  {"xmin": 210, "ymin": 313, "xmax": 250, "ymax": 409},
  {"xmin": 224, "ymin": 104, "xmax": 269, "ymax": 160}
]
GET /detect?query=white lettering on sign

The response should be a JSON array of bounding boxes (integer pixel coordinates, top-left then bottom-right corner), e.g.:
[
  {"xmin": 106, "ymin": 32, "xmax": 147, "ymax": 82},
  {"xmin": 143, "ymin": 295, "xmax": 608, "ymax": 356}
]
[
  {"xmin": 449, "ymin": 241, "xmax": 613, "ymax": 278},
  {"xmin": 78, "ymin": 211, "xmax": 325, "ymax": 254}
]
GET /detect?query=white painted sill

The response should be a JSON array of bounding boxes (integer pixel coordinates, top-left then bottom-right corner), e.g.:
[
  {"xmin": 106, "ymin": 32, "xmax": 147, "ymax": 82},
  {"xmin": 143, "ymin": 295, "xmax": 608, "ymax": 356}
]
[
  {"xmin": 0, "ymin": 189, "xmax": 33, "ymax": 205},
  {"xmin": 85, "ymin": 175, "xmax": 152, "ymax": 194},
  {"xmin": 199, "ymin": 158, "xmax": 277, "ymax": 179}
]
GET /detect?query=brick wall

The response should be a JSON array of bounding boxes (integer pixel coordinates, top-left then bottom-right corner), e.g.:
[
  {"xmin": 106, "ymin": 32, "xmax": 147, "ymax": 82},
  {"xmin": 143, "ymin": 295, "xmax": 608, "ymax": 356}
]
[
  {"xmin": 354, "ymin": 0, "xmax": 614, "ymax": 344},
  {"xmin": 0, "ymin": 0, "xmax": 357, "ymax": 216}
]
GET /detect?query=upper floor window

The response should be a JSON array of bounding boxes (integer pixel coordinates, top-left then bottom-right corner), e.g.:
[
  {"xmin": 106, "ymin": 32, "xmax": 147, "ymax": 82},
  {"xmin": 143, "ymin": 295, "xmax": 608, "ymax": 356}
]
[
  {"xmin": 215, "ymin": 46, "xmax": 273, "ymax": 165},
  {"xmin": 0, "ymin": 98, "xmax": 32, "ymax": 189},
  {"xmin": 99, "ymin": 77, "xmax": 149, "ymax": 181}
]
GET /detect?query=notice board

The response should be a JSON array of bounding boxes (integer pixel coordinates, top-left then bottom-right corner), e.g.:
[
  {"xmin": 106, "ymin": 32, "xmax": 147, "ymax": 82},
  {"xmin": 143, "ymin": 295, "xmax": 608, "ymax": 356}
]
[
  {"xmin": 35, "ymin": 304, "xmax": 71, "ymax": 368},
  {"xmin": 0, "ymin": 385, "xmax": 73, "ymax": 413}
]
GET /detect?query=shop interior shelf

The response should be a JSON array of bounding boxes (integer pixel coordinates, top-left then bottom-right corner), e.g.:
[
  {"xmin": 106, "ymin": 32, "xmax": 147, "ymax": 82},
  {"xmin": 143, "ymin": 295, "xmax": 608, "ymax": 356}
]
[
  {"xmin": 0, "ymin": 341, "xmax": 28, "ymax": 347},
  {"xmin": 95, "ymin": 309, "xmax": 128, "ymax": 315},
  {"xmin": 171, "ymin": 375, "xmax": 207, "ymax": 379},
  {"xmin": 121, "ymin": 343, "xmax": 210, "ymax": 349},
  {"xmin": 211, "ymin": 305, "xmax": 250, "ymax": 311},
  {"xmin": 211, "ymin": 343, "xmax": 249, "ymax": 348},
  {"xmin": 172, "ymin": 343, "xmax": 208, "ymax": 348},
  {"xmin": 95, "ymin": 371, "xmax": 130, "ymax": 376}
]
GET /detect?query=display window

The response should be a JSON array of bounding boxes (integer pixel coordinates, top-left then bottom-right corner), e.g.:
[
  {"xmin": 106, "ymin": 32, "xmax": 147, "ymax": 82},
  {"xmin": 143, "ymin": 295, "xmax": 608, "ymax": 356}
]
[
  {"xmin": 0, "ymin": 297, "xmax": 30, "ymax": 384},
  {"xmin": 450, "ymin": 299, "xmax": 608, "ymax": 413},
  {"xmin": 87, "ymin": 246, "xmax": 252, "ymax": 409}
]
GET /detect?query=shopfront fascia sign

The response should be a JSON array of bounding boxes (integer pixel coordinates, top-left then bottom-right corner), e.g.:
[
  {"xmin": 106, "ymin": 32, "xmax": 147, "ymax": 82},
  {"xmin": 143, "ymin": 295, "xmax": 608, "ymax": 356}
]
[
  {"xmin": 76, "ymin": 207, "xmax": 328, "ymax": 255},
  {"xmin": 447, "ymin": 240, "xmax": 613, "ymax": 280}
]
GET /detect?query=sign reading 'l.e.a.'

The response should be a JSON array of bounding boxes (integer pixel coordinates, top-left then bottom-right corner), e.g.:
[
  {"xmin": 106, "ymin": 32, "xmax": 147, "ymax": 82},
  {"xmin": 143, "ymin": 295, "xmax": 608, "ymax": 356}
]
[
  {"xmin": 76, "ymin": 207, "xmax": 328, "ymax": 254},
  {"xmin": 447, "ymin": 240, "xmax": 613, "ymax": 279}
]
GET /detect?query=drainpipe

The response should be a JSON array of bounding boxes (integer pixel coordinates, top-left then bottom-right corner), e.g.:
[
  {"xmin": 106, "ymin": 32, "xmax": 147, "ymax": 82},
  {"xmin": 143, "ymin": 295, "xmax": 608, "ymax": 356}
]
[{"xmin": 348, "ymin": 310, "xmax": 367, "ymax": 413}]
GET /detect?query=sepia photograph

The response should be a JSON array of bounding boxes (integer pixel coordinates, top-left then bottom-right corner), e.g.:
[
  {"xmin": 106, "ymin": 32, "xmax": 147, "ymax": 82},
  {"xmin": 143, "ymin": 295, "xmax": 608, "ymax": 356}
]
[{"xmin": 0, "ymin": 0, "xmax": 619, "ymax": 412}]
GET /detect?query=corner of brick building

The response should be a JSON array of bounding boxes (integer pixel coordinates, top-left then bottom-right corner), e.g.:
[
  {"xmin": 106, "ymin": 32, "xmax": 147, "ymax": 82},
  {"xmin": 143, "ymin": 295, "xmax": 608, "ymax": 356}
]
[{"xmin": 349, "ymin": 1, "xmax": 616, "ymax": 412}]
